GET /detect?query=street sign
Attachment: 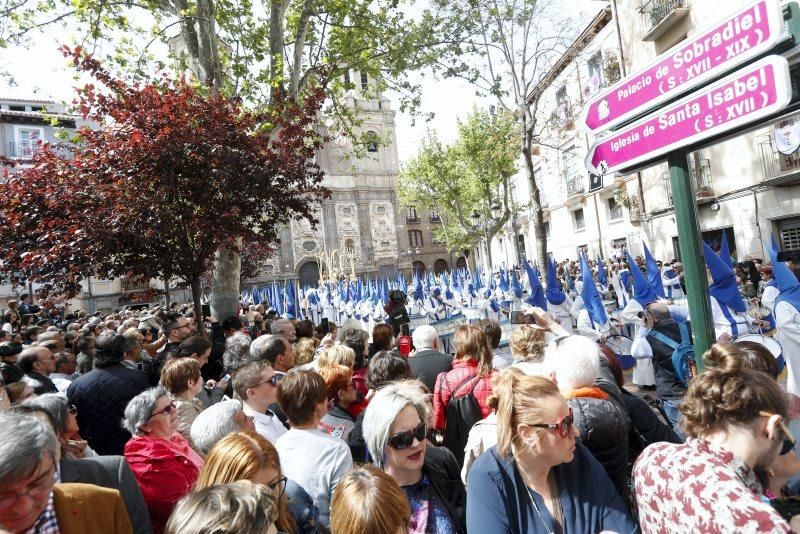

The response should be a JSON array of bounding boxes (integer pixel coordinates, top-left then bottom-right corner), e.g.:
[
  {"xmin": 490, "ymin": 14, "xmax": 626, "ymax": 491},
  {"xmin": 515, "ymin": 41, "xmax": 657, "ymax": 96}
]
[
  {"xmin": 581, "ymin": 0, "xmax": 787, "ymax": 134},
  {"xmin": 588, "ymin": 173, "xmax": 603, "ymax": 192},
  {"xmin": 585, "ymin": 55, "xmax": 792, "ymax": 176}
]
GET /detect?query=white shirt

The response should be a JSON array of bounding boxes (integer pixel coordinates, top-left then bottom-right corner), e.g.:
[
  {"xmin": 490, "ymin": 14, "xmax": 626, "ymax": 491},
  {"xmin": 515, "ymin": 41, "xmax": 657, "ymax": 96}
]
[
  {"xmin": 710, "ymin": 295, "xmax": 756, "ymax": 339},
  {"xmin": 275, "ymin": 428, "xmax": 353, "ymax": 527},
  {"xmin": 243, "ymin": 404, "xmax": 287, "ymax": 443},
  {"xmin": 49, "ymin": 373, "xmax": 73, "ymax": 393},
  {"xmin": 576, "ymin": 309, "xmax": 610, "ymax": 341}
]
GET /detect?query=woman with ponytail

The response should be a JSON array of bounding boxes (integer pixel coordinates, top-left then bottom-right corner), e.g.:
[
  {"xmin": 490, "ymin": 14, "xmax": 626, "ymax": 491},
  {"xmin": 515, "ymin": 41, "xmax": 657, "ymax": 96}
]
[
  {"xmin": 466, "ymin": 368, "xmax": 636, "ymax": 533},
  {"xmin": 633, "ymin": 344, "xmax": 792, "ymax": 532}
]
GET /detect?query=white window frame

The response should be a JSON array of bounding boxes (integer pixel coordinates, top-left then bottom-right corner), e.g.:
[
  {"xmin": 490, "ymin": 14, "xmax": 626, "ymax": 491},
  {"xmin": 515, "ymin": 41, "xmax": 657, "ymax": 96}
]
[{"xmin": 13, "ymin": 125, "xmax": 44, "ymax": 159}]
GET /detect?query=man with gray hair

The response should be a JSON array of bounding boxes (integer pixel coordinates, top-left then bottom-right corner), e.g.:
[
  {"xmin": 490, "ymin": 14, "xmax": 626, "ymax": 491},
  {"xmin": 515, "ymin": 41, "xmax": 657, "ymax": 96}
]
[
  {"xmin": 190, "ymin": 399, "xmax": 255, "ymax": 455},
  {"xmin": 270, "ymin": 318, "xmax": 297, "ymax": 343},
  {"xmin": 408, "ymin": 325, "xmax": 452, "ymax": 391},
  {"xmin": 0, "ymin": 412, "xmax": 133, "ymax": 533}
]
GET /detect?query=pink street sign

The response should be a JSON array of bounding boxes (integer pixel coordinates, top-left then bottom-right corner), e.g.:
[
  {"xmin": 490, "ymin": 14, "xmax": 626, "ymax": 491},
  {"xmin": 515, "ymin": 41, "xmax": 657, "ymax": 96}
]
[
  {"xmin": 585, "ymin": 55, "xmax": 791, "ymax": 176},
  {"xmin": 582, "ymin": 0, "xmax": 786, "ymax": 134}
]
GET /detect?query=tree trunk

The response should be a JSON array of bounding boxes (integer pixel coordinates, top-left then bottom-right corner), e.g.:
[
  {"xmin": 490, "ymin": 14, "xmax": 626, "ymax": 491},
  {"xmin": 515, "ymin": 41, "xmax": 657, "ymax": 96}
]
[
  {"xmin": 164, "ymin": 272, "xmax": 172, "ymax": 307},
  {"xmin": 522, "ymin": 125, "xmax": 548, "ymax": 274},
  {"xmin": 210, "ymin": 245, "xmax": 241, "ymax": 323},
  {"xmin": 190, "ymin": 277, "xmax": 205, "ymax": 336}
]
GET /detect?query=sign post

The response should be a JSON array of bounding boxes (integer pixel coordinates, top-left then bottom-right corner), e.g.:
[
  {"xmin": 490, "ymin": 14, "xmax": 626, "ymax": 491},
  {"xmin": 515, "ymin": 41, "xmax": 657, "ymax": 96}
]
[{"xmin": 668, "ymin": 151, "xmax": 716, "ymax": 366}]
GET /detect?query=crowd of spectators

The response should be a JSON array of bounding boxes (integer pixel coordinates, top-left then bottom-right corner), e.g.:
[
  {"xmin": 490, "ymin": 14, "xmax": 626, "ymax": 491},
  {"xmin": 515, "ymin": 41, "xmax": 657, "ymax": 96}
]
[{"xmin": 2, "ymin": 299, "xmax": 800, "ymax": 533}]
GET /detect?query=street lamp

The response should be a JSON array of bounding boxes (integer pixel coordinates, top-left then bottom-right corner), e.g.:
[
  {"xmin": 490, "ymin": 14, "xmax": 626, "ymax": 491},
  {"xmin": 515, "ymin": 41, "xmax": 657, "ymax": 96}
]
[{"xmin": 490, "ymin": 202, "xmax": 502, "ymax": 220}]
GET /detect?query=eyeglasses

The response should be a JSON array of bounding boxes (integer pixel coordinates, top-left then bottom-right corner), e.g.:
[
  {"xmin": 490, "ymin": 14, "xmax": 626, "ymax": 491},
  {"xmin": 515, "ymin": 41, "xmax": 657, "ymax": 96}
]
[
  {"xmin": 252, "ymin": 375, "xmax": 281, "ymax": 389},
  {"xmin": 760, "ymin": 411, "xmax": 797, "ymax": 455},
  {"xmin": 266, "ymin": 475, "xmax": 287, "ymax": 498},
  {"xmin": 531, "ymin": 408, "xmax": 574, "ymax": 439},
  {"xmin": 68, "ymin": 405, "xmax": 78, "ymax": 415},
  {"xmin": 388, "ymin": 423, "xmax": 426, "ymax": 450},
  {"xmin": 0, "ymin": 463, "xmax": 57, "ymax": 509},
  {"xmin": 149, "ymin": 403, "xmax": 177, "ymax": 419}
]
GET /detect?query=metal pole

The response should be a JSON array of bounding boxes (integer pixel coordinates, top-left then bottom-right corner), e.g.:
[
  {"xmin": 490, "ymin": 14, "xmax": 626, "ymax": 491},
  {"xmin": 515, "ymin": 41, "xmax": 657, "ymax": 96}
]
[{"xmin": 668, "ymin": 150, "xmax": 714, "ymax": 370}]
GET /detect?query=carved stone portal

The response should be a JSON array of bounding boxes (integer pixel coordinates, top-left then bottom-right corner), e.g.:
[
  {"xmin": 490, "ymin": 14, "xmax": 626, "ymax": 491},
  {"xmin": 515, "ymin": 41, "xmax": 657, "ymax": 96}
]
[{"xmin": 370, "ymin": 201, "xmax": 398, "ymax": 258}]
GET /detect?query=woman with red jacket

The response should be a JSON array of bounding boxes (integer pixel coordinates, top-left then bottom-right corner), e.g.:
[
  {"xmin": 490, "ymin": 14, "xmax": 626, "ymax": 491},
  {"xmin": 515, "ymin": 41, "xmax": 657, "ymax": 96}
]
[
  {"xmin": 433, "ymin": 324, "xmax": 494, "ymax": 464},
  {"xmin": 123, "ymin": 387, "xmax": 204, "ymax": 534}
]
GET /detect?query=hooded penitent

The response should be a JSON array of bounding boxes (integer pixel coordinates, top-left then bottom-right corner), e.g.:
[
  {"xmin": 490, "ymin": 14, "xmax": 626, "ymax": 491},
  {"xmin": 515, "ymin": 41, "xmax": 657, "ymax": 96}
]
[
  {"xmin": 580, "ymin": 254, "xmax": 608, "ymax": 327},
  {"xmin": 546, "ymin": 258, "xmax": 567, "ymax": 305},
  {"xmin": 624, "ymin": 250, "xmax": 656, "ymax": 307},
  {"xmin": 643, "ymin": 243, "xmax": 666, "ymax": 299},
  {"xmin": 702, "ymin": 241, "xmax": 746, "ymax": 313}
]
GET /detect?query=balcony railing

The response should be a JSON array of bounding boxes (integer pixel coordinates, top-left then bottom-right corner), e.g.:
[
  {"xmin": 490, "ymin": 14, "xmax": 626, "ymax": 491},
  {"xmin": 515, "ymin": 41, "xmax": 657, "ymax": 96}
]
[
  {"xmin": 660, "ymin": 157, "xmax": 713, "ymax": 208},
  {"xmin": 429, "ymin": 214, "xmax": 441, "ymax": 223},
  {"xmin": 8, "ymin": 141, "xmax": 38, "ymax": 159},
  {"xmin": 758, "ymin": 129, "xmax": 800, "ymax": 186},
  {"xmin": 639, "ymin": 0, "xmax": 689, "ymax": 41},
  {"xmin": 565, "ymin": 174, "xmax": 584, "ymax": 197},
  {"xmin": 406, "ymin": 216, "xmax": 420, "ymax": 224}
]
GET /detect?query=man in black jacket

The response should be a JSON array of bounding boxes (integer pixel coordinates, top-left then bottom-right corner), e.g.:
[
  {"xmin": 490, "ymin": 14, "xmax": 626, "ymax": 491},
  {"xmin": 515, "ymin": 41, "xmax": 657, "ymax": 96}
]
[
  {"xmin": 408, "ymin": 325, "xmax": 452, "ymax": 391},
  {"xmin": 634, "ymin": 302, "xmax": 689, "ymax": 438},
  {"xmin": 67, "ymin": 333, "xmax": 149, "ymax": 455}
]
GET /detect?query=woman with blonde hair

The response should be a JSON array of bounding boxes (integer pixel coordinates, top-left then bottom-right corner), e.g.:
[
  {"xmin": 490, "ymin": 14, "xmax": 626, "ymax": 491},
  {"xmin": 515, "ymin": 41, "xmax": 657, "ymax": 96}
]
[
  {"xmin": 466, "ymin": 368, "xmax": 635, "ymax": 533},
  {"xmin": 330, "ymin": 464, "xmax": 410, "ymax": 534},
  {"xmin": 432, "ymin": 324, "xmax": 494, "ymax": 466},
  {"xmin": 195, "ymin": 430, "xmax": 317, "ymax": 533},
  {"xmin": 294, "ymin": 337, "xmax": 320, "ymax": 367},
  {"xmin": 318, "ymin": 344, "xmax": 355, "ymax": 369},
  {"xmin": 509, "ymin": 325, "xmax": 549, "ymax": 376}
]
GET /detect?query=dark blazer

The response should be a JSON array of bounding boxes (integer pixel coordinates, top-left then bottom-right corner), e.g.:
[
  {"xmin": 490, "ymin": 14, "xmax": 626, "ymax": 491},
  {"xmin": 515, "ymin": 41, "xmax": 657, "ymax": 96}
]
[
  {"xmin": 60, "ymin": 455, "xmax": 153, "ymax": 534},
  {"xmin": 23, "ymin": 370, "xmax": 58, "ymax": 394},
  {"xmin": 408, "ymin": 348, "xmax": 453, "ymax": 391},
  {"xmin": 466, "ymin": 445, "xmax": 638, "ymax": 534}
]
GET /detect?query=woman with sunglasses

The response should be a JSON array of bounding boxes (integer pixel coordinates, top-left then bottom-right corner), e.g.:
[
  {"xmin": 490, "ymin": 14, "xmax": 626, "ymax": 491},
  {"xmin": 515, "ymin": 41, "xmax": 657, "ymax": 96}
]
[
  {"xmin": 18, "ymin": 393, "xmax": 97, "ymax": 459},
  {"xmin": 633, "ymin": 347, "xmax": 792, "ymax": 532},
  {"xmin": 195, "ymin": 430, "xmax": 318, "ymax": 534},
  {"xmin": 123, "ymin": 387, "xmax": 204, "ymax": 534},
  {"xmin": 363, "ymin": 379, "xmax": 466, "ymax": 533},
  {"xmin": 467, "ymin": 368, "xmax": 636, "ymax": 534}
]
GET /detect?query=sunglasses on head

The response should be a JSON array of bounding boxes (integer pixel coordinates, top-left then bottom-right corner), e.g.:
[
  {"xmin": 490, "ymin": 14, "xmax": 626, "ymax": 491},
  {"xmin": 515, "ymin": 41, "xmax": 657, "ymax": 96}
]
[
  {"xmin": 531, "ymin": 407, "xmax": 574, "ymax": 438},
  {"xmin": 388, "ymin": 423, "xmax": 427, "ymax": 450},
  {"xmin": 760, "ymin": 411, "xmax": 797, "ymax": 455}
]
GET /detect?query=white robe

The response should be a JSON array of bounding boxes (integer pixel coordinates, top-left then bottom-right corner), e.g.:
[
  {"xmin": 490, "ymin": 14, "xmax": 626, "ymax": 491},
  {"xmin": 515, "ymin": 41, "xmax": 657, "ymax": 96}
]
[
  {"xmin": 576, "ymin": 309, "xmax": 610, "ymax": 341},
  {"xmin": 661, "ymin": 272, "xmax": 685, "ymax": 300},
  {"xmin": 776, "ymin": 300, "xmax": 800, "ymax": 394},
  {"xmin": 763, "ymin": 285, "xmax": 780, "ymax": 313},
  {"xmin": 619, "ymin": 299, "xmax": 656, "ymax": 386},
  {"xmin": 710, "ymin": 295, "xmax": 756, "ymax": 340},
  {"xmin": 547, "ymin": 297, "xmax": 574, "ymax": 334},
  {"xmin": 569, "ymin": 296, "xmax": 584, "ymax": 322},
  {"xmin": 610, "ymin": 272, "xmax": 630, "ymax": 309}
]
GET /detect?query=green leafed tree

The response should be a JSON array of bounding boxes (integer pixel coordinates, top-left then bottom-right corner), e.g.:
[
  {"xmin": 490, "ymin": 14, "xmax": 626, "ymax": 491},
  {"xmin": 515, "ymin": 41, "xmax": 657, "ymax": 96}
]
[
  {"xmin": 0, "ymin": 0, "xmax": 480, "ymax": 320},
  {"xmin": 398, "ymin": 106, "xmax": 519, "ymax": 270}
]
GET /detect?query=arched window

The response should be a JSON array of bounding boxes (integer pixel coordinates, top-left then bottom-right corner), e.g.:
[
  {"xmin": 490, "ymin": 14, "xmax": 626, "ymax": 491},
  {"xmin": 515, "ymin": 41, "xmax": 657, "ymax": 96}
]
[
  {"xmin": 408, "ymin": 230, "xmax": 423, "ymax": 247},
  {"xmin": 412, "ymin": 260, "xmax": 426, "ymax": 274},
  {"xmin": 344, "ymin": 238, "xmax": 355, "ymax": 255},
  {"xmin": 456, "ymin": 256, "xmax": 468, "ymax": 270},
  {"xmin": 434, "ymin": 259, "xmax": 448, "ymax": 275}
]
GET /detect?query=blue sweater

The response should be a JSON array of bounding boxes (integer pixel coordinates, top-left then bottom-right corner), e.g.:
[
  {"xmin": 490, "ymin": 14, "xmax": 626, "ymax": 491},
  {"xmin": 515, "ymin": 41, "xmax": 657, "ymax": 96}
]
[{"xmin": 466, "ymin": 444, "xmax": 638, "ymax": 534}]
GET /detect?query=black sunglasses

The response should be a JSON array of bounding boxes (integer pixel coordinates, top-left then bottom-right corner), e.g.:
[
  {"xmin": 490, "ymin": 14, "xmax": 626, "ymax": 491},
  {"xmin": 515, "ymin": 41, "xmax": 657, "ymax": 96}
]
[
  {"xmin": 388, "ymin": 423, "xmax": 426, "ymax": 450},
  {"xmin": 252, "ymin": 375, "xmax": 281, "ymax": 389}
]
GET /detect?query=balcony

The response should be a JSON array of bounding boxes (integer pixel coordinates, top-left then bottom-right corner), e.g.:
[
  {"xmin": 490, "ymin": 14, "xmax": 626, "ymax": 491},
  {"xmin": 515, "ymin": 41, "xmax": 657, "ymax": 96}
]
[
  {"xmin": 659, "ymin": 157, "xmax": 714, "ymax": 207},
  {"xmin": 8, "ymin": 141, "xmax": 38, "ymax": 159},
  {"xmin": 640, "ymin": 0, "xmax": 690, "ymax": 42},
  {"xmin": 429, "ymin": 213, "xmax": 441, "ymax": 223},
  {"xmin": 758, "ymin": 129, "xmax": 800, "ymax": 186},
  {"xmin": 122, "ymin": 276, "xmax": 151, "ymax": 293},
  {"xmin": 565, "ymin": 174, "xmax": 585, "ymax": 197}
]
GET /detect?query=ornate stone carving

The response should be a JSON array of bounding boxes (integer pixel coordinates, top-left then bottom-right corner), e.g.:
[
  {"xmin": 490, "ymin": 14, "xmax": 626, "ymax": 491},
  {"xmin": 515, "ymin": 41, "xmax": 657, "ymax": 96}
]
[
  {"xmin": 370, "ymin": 201, "xmax": 398, "ymax": 258},
  {"xmin": 290, "ymin": 206, "xmax": 324, "ymax": 268},
  {"xmin": 335, "ymin": 202, "xmax": 361, "ymax": 262}
]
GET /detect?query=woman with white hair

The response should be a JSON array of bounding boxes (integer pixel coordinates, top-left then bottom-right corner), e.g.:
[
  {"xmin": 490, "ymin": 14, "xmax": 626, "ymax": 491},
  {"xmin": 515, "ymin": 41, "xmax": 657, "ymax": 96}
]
[
  {"xmin": 546, "ymin": 335, "xmax": 630, "ymax": 502},
  {"xmin": 123, "ymin": 387, "xmax": 204, "ymax": 534},
  {"xmin": 362, "ymin": 379, "xmax": 466, "ymax": 533}
]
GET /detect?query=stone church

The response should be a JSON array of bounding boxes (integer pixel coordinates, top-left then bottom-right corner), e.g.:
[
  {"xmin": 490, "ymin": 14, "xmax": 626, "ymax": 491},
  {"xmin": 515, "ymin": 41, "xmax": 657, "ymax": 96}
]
[{"xmin": 250, "ymin": 72, "xmax": 407, "ymax": 288}]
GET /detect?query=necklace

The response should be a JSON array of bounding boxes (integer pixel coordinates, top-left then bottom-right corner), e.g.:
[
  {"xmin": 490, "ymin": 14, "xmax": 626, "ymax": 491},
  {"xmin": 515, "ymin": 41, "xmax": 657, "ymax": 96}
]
[{"xmin": 525, "ymin": 485, "xmax": 553, "ymax": 534}]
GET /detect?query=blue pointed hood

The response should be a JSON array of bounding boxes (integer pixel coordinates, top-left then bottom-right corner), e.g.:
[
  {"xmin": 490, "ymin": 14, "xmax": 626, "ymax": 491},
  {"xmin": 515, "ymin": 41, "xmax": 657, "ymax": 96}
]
[
  {"xmin": 580, "ymin": 254, "xmax": 608, "ymax": 326},
  {"xmin": 545, "ymin": 258, "xmax": 567, "ymax": 305},
  {"xmin": 499, "ymin": 268, "xmax": 510, "ymax": 292},
  {"xmin": 768, "ymin": 237, "xmax": 800, "ymax": 311},
  {"xmin": 719, "ymin": 229, "xmax": 734, "ymax": 267},
  {"xmin": 625, "ymin": 250, "xmax": 656, "ymax": 307},
  {"xmin": 597, "ymin": 256, "xmax": 608, "ymax": 287},
  {"xmin": 703, "ymin": 241, "xmax": 746, "ymax": 313},
  {"xmin": 524, "ymin": 262, "xmax": 548, "ymax": 308},
  {"xmin": 511, "ymin": 268, "xmax": 524, "ymax": 299},
  {"xmin": 643, "ymin": 244, "xmax": 666, "ymax": 299}
]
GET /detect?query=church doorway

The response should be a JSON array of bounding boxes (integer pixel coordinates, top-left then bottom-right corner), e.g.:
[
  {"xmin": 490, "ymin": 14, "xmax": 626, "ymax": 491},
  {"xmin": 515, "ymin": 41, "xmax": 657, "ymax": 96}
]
[{"xmin": 298, "ymin": 261, "xmax": 321, "ymax": 288}]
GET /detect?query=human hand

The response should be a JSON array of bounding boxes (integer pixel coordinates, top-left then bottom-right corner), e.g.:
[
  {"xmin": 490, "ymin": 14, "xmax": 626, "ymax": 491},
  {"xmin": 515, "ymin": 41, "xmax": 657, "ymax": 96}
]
[
  {"xmin": 524, "ymin": 307, "xmax": 569, "ymax": 337},
  {"xmin": 66, "ymin": 439, "xmax": 88, "ymax": 458}
]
